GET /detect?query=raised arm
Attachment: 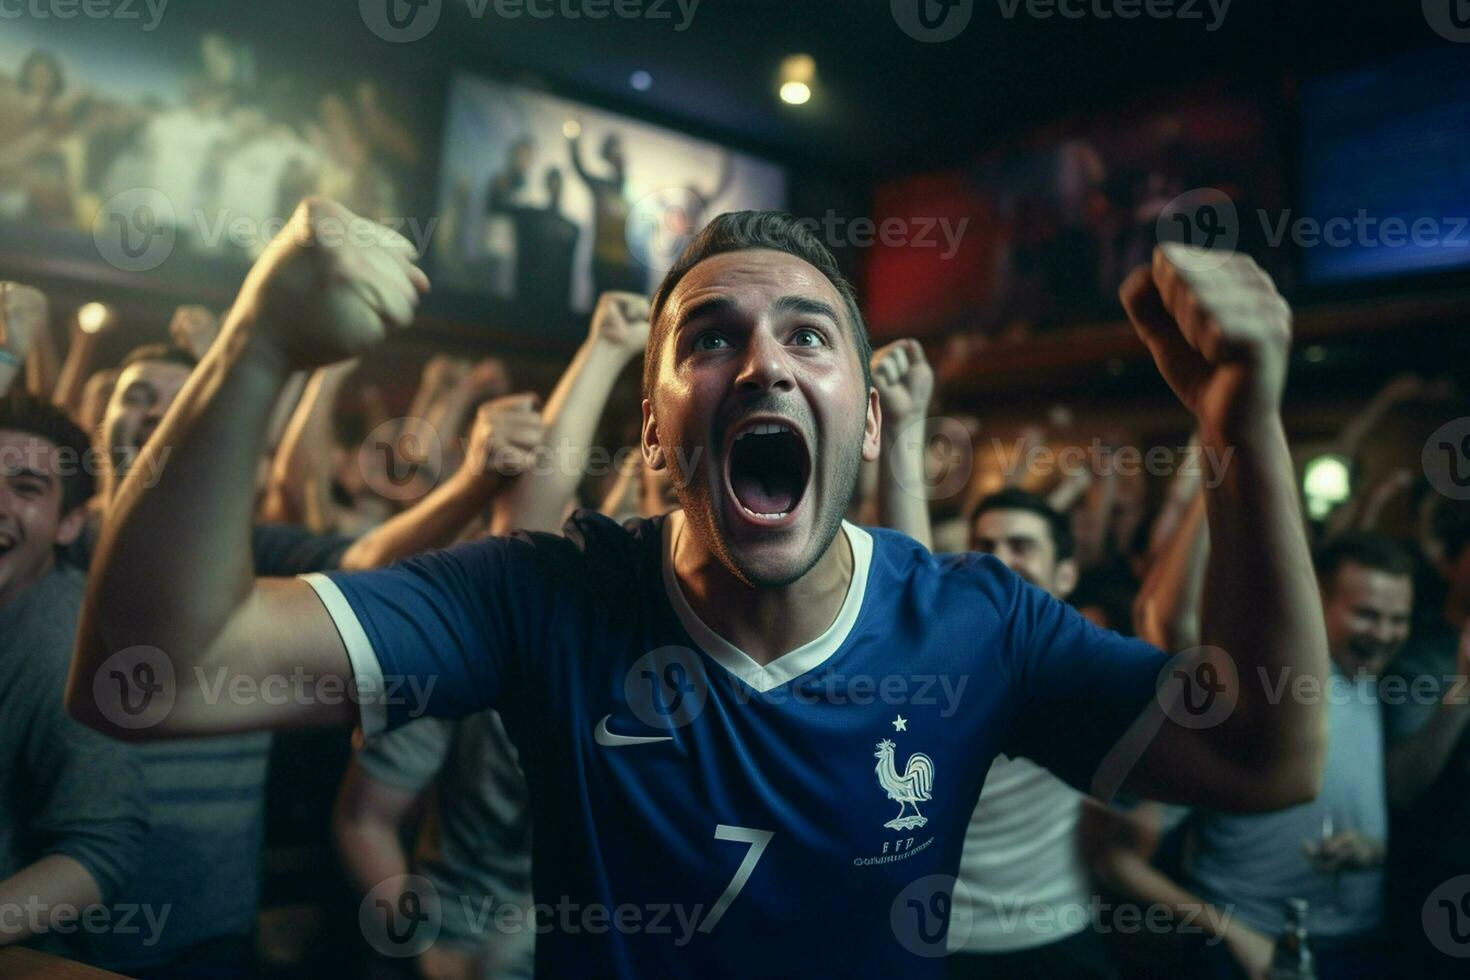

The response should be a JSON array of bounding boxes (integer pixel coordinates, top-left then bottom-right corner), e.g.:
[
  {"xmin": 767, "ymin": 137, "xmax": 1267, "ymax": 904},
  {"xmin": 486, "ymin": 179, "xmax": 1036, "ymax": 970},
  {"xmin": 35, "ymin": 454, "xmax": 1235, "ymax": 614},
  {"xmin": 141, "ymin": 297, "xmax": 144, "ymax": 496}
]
[
  {"xmin": 871, "ymin": 339, "xmax": 935, "ymax": 549},
  {"xmin": 259, "ymin": 358, "xmax": 359, "ymax": 530},
  {"xmin": 1116, "ymin": 245, "xmax": 1328, "ymax": 811},
  {"xmin": 340, "ymin": 393, "xmax": 542, "ymax": 569},
  {"xmin": 499, "ymin": 292, "xmax": 648, "ymax": 534},
  {"xmin": 51, "ymin": 305, "xmax": 110, "ymax": 416},
  {"xmin": 1132, "ymin": 489, "xmax": 1209, "ymax": 652},
  {"xmin": 67, "ymin": 198, "xmax": 429, "ymax": 739}
]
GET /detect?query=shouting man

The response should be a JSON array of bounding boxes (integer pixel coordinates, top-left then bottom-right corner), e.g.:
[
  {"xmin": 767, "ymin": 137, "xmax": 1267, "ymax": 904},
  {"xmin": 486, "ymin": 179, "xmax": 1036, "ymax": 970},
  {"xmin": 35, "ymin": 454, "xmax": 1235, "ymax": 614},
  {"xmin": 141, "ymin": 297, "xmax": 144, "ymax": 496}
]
[{"xmin": 70, "ymin": 199, "xmax": 1326, "ymax": 976}]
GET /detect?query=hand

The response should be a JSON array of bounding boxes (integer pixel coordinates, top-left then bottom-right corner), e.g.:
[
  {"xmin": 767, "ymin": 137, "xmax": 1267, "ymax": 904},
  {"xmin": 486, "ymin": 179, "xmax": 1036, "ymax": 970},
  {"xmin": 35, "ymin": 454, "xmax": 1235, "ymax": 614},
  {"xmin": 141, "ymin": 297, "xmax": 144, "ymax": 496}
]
[
  {"xmin": 463, "ymin": 393, "xmax": 544, "ymax": 487},
  {"xmin": 231, "ymin": 197, "xmax": 429, "ymax": 371},
  {"xmin": 0, "ymin": 282, "xmax": 48, "ymax": 359},
  {"xmin": 1222, "ymin": 920, "xmax": 1275, "ymax": 980},
  {"xmin": 421, "ymin": 355, "xmax": 469, "ymax": 394},
  {"xmin": 1304, "ymin": 829, "xmax": 1383, "ymax": 871},
  {"xmin": 1119, "ymin": 244, "xmax": 1291, "ymax": 441},
  {"xmin": 1378, "ymin": 372, "xmax": 1428, "ymax": 404},
  {"xmin": 871, "ymin": 339, "xmax": 934, "ymax": 427},
  {"xmin": 168, "ymin": 305, "xmax": 220, "ymax": 360},
  {"xmin": 461, "ymin": 357, "xmax": 511, "ymax": 401},
  {"xmin": 588, "ymin": 292, "xmax": 650, "ymax": 359}
]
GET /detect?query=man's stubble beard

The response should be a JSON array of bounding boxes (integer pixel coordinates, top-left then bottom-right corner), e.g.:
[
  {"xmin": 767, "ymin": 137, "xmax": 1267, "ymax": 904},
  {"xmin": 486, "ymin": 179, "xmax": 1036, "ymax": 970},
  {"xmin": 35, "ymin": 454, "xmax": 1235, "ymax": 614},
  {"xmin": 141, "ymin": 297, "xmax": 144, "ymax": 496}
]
[{"xmin": 663, "ymin": 427, "xmax": 864, "ymax": 590}]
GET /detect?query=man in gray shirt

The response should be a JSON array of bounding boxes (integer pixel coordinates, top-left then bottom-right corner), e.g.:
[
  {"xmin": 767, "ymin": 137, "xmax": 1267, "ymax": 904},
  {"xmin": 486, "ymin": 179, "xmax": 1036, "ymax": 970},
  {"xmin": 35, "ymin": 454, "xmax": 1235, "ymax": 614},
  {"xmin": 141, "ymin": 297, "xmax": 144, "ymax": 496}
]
[
  {"xmin": 0, "ymin": 394, "xmax": 148, "ymax": 961},
  {"xmin": 1183, "ymin": 533, "xmax": 1409, "ymax": 979},
  {"xmin": 334, "ymin": 710, "xmax": 534, "ymax": 979}
]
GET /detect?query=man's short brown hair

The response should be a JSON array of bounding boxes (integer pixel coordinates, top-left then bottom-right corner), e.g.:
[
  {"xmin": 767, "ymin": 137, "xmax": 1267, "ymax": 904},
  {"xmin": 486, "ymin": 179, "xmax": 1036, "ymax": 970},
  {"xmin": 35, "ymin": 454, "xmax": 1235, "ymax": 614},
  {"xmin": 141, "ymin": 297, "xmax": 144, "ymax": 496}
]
[{"xmin": 643, "ymin": 210, "xmax": 873, "ymax": 398}]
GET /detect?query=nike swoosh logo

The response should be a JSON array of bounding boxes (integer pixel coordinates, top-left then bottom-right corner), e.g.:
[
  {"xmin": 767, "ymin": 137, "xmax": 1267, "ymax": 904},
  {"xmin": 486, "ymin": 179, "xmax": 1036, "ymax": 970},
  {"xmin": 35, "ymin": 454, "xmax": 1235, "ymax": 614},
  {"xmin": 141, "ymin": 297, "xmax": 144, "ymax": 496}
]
[{"xmin": 595, "ymin": 714, "xmax": 673, "ymax": 747}]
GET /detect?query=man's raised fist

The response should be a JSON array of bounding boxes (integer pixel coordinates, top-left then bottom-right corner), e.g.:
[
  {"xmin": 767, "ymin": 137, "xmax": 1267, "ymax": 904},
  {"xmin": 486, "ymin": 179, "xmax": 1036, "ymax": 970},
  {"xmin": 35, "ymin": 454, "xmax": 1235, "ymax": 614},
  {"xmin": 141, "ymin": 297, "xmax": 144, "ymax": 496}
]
[
  {"xmin": 233, "ymin": 198, "xmax": 430, "ymax": 371},
  {"xmin": 1120, "ymin": 243, "xmax": 1291, "ymax": 439}
]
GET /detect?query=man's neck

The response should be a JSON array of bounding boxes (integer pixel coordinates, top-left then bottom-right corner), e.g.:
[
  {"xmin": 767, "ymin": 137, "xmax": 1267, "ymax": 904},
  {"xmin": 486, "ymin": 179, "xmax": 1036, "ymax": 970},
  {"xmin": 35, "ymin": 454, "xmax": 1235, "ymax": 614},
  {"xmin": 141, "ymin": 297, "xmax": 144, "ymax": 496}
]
[{"xmin": 670, "ymin": 512, "xmax": 854, "ymax": 667}]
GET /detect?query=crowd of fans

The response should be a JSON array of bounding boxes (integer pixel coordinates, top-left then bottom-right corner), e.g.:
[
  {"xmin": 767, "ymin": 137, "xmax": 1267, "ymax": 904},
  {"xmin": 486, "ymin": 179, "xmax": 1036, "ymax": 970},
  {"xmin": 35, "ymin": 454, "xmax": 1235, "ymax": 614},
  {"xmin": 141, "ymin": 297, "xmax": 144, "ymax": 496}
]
[{"xmin": 0, "ymin": 207, "xmax": 1467, "ymax": 980}]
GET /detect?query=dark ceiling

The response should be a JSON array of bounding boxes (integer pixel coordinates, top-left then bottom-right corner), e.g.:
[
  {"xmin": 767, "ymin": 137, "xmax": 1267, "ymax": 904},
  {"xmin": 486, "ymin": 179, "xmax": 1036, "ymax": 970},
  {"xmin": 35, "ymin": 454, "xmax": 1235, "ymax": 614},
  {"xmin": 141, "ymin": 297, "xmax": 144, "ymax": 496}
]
[
  {"xmin": 414, "ymin": 0, "xmax": 1443, "ymax": 177},
  {"xmin": 186, "ymin": 1, "xmax": 1450, "ymax": 181}
]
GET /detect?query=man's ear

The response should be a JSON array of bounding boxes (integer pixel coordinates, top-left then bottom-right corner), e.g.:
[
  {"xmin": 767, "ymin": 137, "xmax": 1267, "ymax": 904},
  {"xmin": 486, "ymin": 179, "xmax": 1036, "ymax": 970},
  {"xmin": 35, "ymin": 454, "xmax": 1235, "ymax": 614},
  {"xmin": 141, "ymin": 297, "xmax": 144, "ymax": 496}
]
[
  {"xmin": 641, "ymin": 399, "xmax": 666, "ymax": 471},
  {"xmin": 54, "ymin": 504, "xmax": 87, "ymax": 548},
  {"xmin": 1054, "ymin": 558, "xmax": 1079, "ymax": 601},
  {"xmin": 861, "ymin": 387, "xmax": 881, "ymax": 463}
]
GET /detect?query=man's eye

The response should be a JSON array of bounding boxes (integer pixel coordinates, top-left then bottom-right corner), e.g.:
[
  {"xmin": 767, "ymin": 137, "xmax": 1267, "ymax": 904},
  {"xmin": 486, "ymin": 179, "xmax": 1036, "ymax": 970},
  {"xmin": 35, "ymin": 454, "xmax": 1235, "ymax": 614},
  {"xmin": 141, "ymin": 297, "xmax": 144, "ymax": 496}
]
[
  {"xmin": 791, "ymin": 327, "xmax": 824, "ymax": 347},
  {"xmin": 693, "ymin": 333, "xmax": 729, "ymax": 351}
]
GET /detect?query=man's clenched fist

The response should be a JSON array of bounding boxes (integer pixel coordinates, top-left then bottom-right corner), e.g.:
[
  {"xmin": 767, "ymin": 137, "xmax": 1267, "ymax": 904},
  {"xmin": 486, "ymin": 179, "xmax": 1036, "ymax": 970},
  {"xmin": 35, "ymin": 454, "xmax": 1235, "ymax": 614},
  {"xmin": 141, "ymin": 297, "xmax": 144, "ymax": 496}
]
[
  {"xmin": 1120, "ymin": 243, "xmax": 1291, "ymax": 440},
  {"xmin": 589, "ymin": 292, "xmax": 651, "ymax": 358},
  {"xmin": 464, "ymin": 393, "xmax": 544, "ymax": 486},
  {"xmin": 168, "ymin": 305, "xmax": 220, "ymax": 361},
  {"xmin": 233, "ymin": 198, "xmax": 429, "ymax": 370},
  {"xmin": 872, "ymin": 339, "xmax": 934, "ymax": 427}
]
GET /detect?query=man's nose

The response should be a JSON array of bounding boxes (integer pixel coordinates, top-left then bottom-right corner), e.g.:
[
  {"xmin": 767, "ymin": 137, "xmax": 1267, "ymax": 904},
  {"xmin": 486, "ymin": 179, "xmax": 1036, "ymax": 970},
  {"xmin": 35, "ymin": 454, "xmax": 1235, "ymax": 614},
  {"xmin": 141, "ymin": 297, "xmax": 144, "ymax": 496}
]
[{"xmin": 735, "ymin": 330, "xmax": 795, "ymax": 394}]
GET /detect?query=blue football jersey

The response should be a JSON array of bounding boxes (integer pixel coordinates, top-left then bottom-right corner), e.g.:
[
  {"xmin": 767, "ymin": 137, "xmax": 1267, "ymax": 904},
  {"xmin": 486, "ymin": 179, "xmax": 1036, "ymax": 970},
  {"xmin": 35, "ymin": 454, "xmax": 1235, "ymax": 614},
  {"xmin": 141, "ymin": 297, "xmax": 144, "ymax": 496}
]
[{"xmin": 305, "ymin": 510, "xmax": 1166, "ymax": 977}]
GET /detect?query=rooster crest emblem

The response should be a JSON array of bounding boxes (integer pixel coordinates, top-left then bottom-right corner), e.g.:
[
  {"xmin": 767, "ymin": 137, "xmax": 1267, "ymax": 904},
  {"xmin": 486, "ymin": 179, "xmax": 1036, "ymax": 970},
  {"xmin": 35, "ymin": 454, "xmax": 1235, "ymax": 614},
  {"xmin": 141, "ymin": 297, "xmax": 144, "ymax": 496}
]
[{"xmin": 874, "ymin": 738, "xmax": 934, "ymax": 831}]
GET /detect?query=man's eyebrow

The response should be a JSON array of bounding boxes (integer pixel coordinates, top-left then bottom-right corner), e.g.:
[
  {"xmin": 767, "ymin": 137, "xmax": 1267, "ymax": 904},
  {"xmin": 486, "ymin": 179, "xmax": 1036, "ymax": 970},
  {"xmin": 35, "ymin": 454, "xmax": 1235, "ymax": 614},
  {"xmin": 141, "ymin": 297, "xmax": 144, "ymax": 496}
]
[
  {"xmin": 772, "ymin": 295, "xmax": 840, "ymax": 322},
  {"xmin": 674, "ymin": 295, "xmax": 739, "ymax": 332}
]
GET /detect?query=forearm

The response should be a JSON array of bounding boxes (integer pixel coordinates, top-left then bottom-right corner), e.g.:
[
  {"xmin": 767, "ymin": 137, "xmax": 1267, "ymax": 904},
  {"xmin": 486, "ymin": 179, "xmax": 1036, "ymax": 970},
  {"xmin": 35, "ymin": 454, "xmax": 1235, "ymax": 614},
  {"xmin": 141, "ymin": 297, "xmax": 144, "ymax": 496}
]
[
  {"xmin": 50, "ymin": 335, "xmax": 97, "ymax": 415},
  {"xmin": 341, "ymin": 468, "xmax": 498, "ymax": 571},
  {"xmin": 28, "ymin": 320, "xmax": 61, "ymax": 400},
  {"xmin": 0, "ymin": 855, "xmax": 102, "ymax": 946},
  {"xmin": 1200, "ymin": 417, "xmax": 1328, "ymax": 777},
  {"xmin": 0, "ymin": 355, "xmax": 19, "ymax": 397},
  {"xmin": 1097, "ymin": 852, "xmax": 1237, "ymax": 943},
  {"xmin": 505, "ymin": 339, "xmax": 629, "ymax": 533},
  {"xmin": 1134, "ymin": 491, "xmax": 1208, "ymax": 651},
  {"xmin": 335, "ymin": 815, "xmax": 412, "ymax": 897},
  {"xmin": 264, "ymin": 370, "xmax": 308, "ymax": 455},
  {"xmin": 878, "ymin": 428, "xmax": 932, "ymax": 549},
  {"xmin": 1386, "ymin": 699, "xmax": 1470, "ymax": 808},
  {"xmin": 74, "ymin": 318, "xmax": 291, "ymax": 717},
  {"xmin": 266, "ymin": 365, "xmax": 350, "ymax": 530}
]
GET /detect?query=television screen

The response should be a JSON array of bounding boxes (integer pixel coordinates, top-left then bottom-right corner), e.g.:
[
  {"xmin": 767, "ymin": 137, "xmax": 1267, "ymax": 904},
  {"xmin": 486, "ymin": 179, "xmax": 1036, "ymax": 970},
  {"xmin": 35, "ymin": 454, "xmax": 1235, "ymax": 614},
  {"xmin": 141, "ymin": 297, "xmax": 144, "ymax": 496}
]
[
  {"xmin": 1298, "ymin": 47, "xmax": 1470, "ymax": 286},
  {"xmin": 433, "ymin": 73, "xmax": 787, "ymax": 314},
  {"xmin": 865, "ymin": 89, "xmax": 1285, "ymax": 341},
  {"xmin": 0, "ymin": 19, "xmax": 434, "ymax": 275}
]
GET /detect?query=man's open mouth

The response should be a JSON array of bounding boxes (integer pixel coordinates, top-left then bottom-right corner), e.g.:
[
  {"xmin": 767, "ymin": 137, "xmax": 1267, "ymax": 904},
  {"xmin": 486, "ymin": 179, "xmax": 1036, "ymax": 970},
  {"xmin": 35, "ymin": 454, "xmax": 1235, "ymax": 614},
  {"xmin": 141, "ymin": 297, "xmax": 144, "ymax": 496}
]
[
  {"xmin": 724, "ymin": 419, "xmax": 812, "ymax": 526},
  {"xmin": 0, "ymin": 531, "xmax": 15, "ymax": 557}
]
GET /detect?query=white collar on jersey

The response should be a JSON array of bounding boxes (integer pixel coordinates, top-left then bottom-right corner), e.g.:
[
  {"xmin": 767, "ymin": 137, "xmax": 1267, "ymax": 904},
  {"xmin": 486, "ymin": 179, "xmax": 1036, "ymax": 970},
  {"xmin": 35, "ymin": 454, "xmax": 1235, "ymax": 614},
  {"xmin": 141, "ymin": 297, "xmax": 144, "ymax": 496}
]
[{"xmin": 660, "ymin": 508, "xmax": 874, "ymax": 693}]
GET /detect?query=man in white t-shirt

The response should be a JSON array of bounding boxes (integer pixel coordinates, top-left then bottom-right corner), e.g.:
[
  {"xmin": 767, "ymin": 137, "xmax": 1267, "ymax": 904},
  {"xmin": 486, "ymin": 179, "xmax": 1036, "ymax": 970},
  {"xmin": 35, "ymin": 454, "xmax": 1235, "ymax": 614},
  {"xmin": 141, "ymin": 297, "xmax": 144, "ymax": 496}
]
[{"xmin": 948, "ymin": 489, "xmax": 1118, "ymax": 979}]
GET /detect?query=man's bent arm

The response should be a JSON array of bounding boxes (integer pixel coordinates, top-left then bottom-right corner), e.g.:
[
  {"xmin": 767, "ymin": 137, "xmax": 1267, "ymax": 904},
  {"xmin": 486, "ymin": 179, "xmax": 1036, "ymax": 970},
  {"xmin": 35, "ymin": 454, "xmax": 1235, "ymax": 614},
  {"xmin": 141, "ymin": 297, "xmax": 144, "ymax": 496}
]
[
  {"xmin": 1116, "ymin": 247, "xmax": 1328, "ymax": 811},
  {"xmin": 68, "ymin": 198, "xmax": 427, "ymax": 738}
]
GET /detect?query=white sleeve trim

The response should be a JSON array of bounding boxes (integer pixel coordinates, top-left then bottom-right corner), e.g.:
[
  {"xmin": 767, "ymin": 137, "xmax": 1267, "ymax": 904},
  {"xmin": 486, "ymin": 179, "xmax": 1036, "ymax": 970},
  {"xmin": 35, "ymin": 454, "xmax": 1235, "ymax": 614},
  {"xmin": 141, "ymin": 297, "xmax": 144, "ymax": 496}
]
[{"xmin": 301, "ymin": 572, "xmax": 387, "ymax": 738}]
